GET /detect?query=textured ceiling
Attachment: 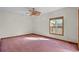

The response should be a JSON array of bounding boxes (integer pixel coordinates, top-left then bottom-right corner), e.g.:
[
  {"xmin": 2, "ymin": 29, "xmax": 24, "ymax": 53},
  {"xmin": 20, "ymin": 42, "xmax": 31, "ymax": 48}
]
[{"xmin": 0, "ymin": 7, "xmax": 63, "ymax": 15}]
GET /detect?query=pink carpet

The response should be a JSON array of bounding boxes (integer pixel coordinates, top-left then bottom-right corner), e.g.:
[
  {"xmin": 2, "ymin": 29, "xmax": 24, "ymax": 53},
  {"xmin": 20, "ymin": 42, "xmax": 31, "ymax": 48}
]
[{"xmin": 0, "ymin": 34, "xmax": 78, "ymax": 52}]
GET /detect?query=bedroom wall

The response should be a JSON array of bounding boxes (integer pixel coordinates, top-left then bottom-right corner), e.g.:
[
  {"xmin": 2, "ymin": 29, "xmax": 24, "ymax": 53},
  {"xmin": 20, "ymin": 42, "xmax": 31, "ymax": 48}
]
[
  {"xmin": 33, "ymin": 7, "xmax": 78, "ymax": 43},
  {"xmin": 0, "ymin": 10, "xmax": 32, "ymax": 38},
  {"xmin": 0, "ymin": 7, "xmax": 78, "ymax": 43}
]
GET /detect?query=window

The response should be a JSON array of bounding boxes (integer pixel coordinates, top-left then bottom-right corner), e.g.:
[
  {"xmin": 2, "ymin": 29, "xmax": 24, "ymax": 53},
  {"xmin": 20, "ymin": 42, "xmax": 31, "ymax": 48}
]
[{"xmin": 49, "ymin": 16, "xmax": 64, "ymax": 36}]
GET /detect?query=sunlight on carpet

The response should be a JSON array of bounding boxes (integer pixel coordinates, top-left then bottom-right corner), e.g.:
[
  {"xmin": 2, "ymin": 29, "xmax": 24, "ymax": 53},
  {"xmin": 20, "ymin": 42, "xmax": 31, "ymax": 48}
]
[{"xmin": 24, "ymin": 37, "xmax": 49, "ymax": 40}]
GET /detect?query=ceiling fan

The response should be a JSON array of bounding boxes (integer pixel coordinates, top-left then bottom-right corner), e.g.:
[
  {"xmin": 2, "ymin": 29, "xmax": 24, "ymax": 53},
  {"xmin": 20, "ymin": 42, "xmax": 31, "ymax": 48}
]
[{"xmin": 26, "ymin": 8, "xmax": 41, "ymax": 16}]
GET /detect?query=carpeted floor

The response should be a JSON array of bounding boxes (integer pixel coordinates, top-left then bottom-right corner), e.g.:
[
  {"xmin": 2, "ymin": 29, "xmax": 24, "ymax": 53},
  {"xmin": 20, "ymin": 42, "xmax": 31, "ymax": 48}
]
[{"xmin": 0, "ymin": 34, "xmax": 78, "ymax": 52}]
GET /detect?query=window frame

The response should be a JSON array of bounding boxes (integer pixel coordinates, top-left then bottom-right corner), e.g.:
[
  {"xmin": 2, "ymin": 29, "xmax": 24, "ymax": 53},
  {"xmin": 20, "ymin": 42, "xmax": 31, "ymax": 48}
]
[{"xmin": 49, "ymin": 16, "xmax": 64, "ymax": 36}]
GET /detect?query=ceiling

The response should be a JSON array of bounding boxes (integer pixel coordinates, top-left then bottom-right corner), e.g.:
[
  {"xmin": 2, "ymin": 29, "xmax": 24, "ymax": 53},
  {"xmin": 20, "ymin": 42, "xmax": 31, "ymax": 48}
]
[{"xmin": 0, "ymin": 7, "xmax": 63, "ymax": 15}]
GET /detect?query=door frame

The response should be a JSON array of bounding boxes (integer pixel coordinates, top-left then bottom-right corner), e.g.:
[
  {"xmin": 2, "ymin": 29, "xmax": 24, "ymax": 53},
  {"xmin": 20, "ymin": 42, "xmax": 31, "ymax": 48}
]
[{"xmin": 78, "ymin": 8, "xmax": 79, "ymax": 48}]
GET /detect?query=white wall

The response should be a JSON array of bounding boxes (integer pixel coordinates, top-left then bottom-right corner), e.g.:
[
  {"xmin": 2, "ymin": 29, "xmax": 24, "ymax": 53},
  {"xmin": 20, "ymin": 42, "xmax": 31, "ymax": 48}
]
[
  {"xmin": 0, "ymin": 7, "xmax": 78, "ymax": 43},
  {"xmin": 0, "ymin": 11, "xmax": 32, "ymax": 38},
  {"xmin": 33, "ymin": 7, "xmax": 78, "ymax": 43}
]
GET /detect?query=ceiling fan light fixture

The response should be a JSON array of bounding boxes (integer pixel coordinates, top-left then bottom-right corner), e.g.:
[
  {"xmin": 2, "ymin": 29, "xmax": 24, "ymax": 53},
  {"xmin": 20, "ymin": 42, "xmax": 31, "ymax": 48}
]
[
  {"xmin": 26, "ymin": 8, "xmax": 41, "ymax": 16},
  {"xmin": 31, "ymin": 11, "xmax": 40, "ymax": 16}
]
